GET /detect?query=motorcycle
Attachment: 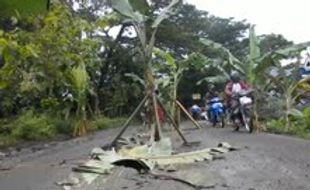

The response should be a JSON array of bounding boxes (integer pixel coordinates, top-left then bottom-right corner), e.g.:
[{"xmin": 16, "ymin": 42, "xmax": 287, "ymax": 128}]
[
  {"xmin": 207, "ymin": 96, "xmax": 225, "ymax": 127},
  {"xmin": 230, "ymin": 89, "xmax": 254, "ymax": 133}
]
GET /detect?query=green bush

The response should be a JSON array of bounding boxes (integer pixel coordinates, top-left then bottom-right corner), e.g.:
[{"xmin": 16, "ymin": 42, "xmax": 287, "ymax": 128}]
[
  {"xmin": 10, "ymin": 110, "xmax": 57, "ymax": 141},
  {"xmin": 92, "ymin": 116, "xmax": 127, "ymax": 130},
  {"xmin": 0, "ymin": 111, "xmax": 129, "ymax": 147},
  {"xmin": 0, "ymin": 135, "xmax": 17, "ymax": 148},
  {"xmin": 265, "ymin": 107, "xmax": 310, "ymax": 139},
  {"xmin": 266, "ymin": 119, "xmax": 286, "ymax": 133},
  {"xmin": 302, "ymin": 107, "xmax": 310, "ymax": 129},
  {"xmin": 49, "ymin": 117, "xmax": 73, "ymax": 136}
]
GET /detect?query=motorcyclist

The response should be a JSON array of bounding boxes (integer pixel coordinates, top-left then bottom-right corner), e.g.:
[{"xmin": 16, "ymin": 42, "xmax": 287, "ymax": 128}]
[
  {"xmin": 190, "ymin": 104, "xmax": 201, "ymax": 120},
  {"xmin": 205, "ymin": 85, "xmax": 220, "ymax": 120},
  {"xmin": 224, "ymin": 71, "xmax": 250, "ymax": 109}
]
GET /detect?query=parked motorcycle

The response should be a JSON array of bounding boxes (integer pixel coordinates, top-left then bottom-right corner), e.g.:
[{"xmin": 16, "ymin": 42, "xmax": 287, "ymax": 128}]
[
  {"xmin": 207, "ymin": 97, "xmax": 225, "ymax": 127},
  {"xmin": 230, "ymin": 89, "xmax": 254, "ymax": 133}
]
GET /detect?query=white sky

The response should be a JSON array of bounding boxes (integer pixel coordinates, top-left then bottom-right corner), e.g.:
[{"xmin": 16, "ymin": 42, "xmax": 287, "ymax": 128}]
[{"xmin": 186, "ymin": 0, "xmax": 309, "ymax": 43}]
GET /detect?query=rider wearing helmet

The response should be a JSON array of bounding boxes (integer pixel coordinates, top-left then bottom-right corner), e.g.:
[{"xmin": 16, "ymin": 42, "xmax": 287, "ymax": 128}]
[
  {"xmin": 205, "ymin": 84, "xmax": 222, "ymax": 121},
  {"xmin": 224, "ymin": 71, "xmax": 250, "ymax": 107}
]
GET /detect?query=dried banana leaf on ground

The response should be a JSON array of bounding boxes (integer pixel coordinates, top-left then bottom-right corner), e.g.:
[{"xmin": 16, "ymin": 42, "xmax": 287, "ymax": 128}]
[{"xmin": 58, "ymin": 139, "xmax": 238, "ymax": 190}]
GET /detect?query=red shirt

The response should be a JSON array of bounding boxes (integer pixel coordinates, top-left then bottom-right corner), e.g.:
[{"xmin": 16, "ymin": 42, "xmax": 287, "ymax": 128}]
[
  {"xmin": 224, "ymin": 81, "xmax": 249, "ymax": 103},
  {"xmin": 157, "ymin": 106, "xmax": 165, "ymax": 122}
]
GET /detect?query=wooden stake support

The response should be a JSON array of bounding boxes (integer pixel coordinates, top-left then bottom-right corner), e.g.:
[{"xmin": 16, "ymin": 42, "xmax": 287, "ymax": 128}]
[
  {"xmin": 156, "ymin": 96, "xmax": 188, "ymax": 144},
  {"xmin": 110, "ymin": 95, "xmax": 148, "ymax": 147},
  {"xmin": 109, "ymin": 94, "xmax": 202, "ymax": 148},
  {"xmin": 175, "ymin": 100, "xmax": 202, "ymax": 129}
]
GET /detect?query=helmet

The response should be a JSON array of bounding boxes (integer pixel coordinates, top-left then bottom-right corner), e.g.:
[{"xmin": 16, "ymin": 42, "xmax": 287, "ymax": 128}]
[
  {"xmin": 230, "ymin": 71, "xmax": 240, "ymax": 83},
  {"xmin": 208, "ymin": 84, "xmax": 215, "ymax": 91}
]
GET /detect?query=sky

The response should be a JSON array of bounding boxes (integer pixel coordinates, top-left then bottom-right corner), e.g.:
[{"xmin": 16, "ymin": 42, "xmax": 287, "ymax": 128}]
[{"xmin": 186, "ymin": 0, "xmax": 309, "ymax": 44}]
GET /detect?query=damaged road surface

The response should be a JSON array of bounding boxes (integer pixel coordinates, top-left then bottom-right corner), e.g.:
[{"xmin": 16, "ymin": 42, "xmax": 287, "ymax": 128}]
[
  {"xmin": 57, "ymin": 137, "xmax": 236, "ymax": 190},
  {"xmin": 0, "ymin": 122, "xmax": 310, "ymax": 190}
]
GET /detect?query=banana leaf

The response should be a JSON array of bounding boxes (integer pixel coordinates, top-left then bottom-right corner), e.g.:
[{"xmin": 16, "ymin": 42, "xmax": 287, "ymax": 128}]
[
  {"xmin": 196, "ymin": 75, "xmax": 228, "ymax": 85},
  {"xmin": 256, "ymin": 42, "xmax": 310, "ymax": 72},
  {"xmin": 124, "ymin": 73, "xmax": 145, "ymax": 87},
  {"xmin": 152, "ymin": 0, "xmax": 182, "ymax": 28},
  {"xmin": 287, "ymin": 108, "xmax": 303, "ymax": 117},
  {"xmin": 111, "ymin": 0, "xmax": 144, "ymax": 23},
  {"xmin": 199, "ymin": 38, "xmax": 245, "ymax": 74},
  {"xmin": 64, "ymin": 139, "xmax": 237, "ymax": 189}
]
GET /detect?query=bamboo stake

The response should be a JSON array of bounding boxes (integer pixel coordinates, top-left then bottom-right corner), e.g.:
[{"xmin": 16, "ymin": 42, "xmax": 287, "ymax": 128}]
[
  {"xmin": 152, "ymin": 92, "xmax": 162, "ymax": 141},
  {"xmin": 176, "ymin": 106, "xmax": 181, "ymax": 128},
  {"xmin": 156, "ymin": 96, "xmax": 188, "ymax": 144},
  {"xmin": 175, "ymin": 100, "xmax": 201, "ymax": 129},
  {"xmin": 110, "ymin": 95, "xmax": 148, "ymax": 147}
]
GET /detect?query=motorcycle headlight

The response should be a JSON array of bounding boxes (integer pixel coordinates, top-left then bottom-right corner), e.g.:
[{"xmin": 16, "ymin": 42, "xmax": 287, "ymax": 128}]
[{"xmin": 239, "ymin": 96, "xmax": 252, "ymax": 105}]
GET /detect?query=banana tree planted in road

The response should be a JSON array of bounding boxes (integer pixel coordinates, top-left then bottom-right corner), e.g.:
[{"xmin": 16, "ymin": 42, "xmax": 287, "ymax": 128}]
[
  {"xmin": 111, "ymin": 0, "xmax": 182, "ymax": 141},
  {"xmin": 153, "ymin": 48, "xmax": 188, "ymax": 126}
]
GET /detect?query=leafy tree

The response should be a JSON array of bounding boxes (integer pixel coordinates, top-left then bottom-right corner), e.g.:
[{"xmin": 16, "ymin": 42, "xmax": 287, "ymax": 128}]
[
  {"xmin": 0, "ymin": 4, "xmax": 105, "ymax": 135},
  {"xmin": 259, "ymin": 34, "xmax": 293, "ymax": 55},
  {"xmin": 155, "ymin": 4, "xmax": 249, "ymax": 58}
]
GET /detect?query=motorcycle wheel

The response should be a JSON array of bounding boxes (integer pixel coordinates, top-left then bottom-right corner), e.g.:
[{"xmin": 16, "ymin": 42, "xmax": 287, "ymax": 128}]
[
  {"xmin": 212, "ymin": 115, "xmax": 217, "ymax": 127},
  {"xmin": 241, "ymin": 109, "xmax": 253, "ymax": 133},
  {"xmin": 209, "ymin": 112, "xmax": 217, "ymax": 127},
  {"xmin": 232, "ymin": 119, "xmax": 240, "ymax": 131},
  {"xmin": 220, "ymin": 114, "xmax": 225, "ymax": 128}
]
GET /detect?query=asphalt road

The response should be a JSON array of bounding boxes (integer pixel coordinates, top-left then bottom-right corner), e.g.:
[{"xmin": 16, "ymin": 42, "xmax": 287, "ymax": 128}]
[{"xmin": 0, "ymin": 122, "xmax": 309, "ymax": 190}]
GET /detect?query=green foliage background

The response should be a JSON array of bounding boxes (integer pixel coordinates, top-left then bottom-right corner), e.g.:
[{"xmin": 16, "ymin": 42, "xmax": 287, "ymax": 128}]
[
  {"xmin": 0, "ymin": 0, "xmax": 48, "ymax": 18},
  {"xmin": 0, "ymin": 0, "xmax": 309, "ymax": 146}
]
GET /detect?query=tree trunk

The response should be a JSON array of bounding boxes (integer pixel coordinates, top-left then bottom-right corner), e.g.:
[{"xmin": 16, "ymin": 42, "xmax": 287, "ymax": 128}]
[
  {"xmin": 171, "ymin": 82, "xmax": 178, "ymax": 127},
  {"xmin": 144, "ymin": 64, "xmax": 162, "ymax": 141},
  {"xmin": 152, "ymin": 92, "xmax": 162, "ymax": 141},
  {"xmin": 285, "ymin": 94, "xmax": 291, "ymax": 132},
  {"xmin": 253, "ymin": 91, "xmax": 260, "ymax": 131}
]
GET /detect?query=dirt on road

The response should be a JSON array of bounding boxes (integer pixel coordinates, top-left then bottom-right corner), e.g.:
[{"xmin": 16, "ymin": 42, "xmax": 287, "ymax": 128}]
[{"xmin": 0, "ymin": 122, "xmax": 309, "ymax": 190}]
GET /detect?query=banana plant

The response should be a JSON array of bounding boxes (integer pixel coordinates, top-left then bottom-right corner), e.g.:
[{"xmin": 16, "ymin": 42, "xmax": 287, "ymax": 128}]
[
  {"xmin": 153, "ymin": 48, "xmax": 187, "ymax": 125},
  {"xmin": 194, "ymin": 53, "xmax": 232, "ymax": 85},
  {"xmin": 69, "ymin": 63, "xmax": 90, "ymax": 137},
  {"xmin": 200, "ymin": 38, "xmax": 245, "ymax": 74},
  {"xmin": 268, "ymin": 65, "xmax": 310, "ymax": 130},
  {"xmin": 111, "ymin": 0, "xmax": 182, "ymax": 140},
  {"xmin": 247, "ymin": 25, "xmax": 264, "ymax": 128},
  {"xmin": 248, "ymin": 25, "xmax": 310, "ymax": 129},
  {"xmin": 124, "ymin": 47, "xmax": 187, "ymax": 126},
  {"xmin": 196, "ymin": 38, "xmax": 245, "ymax": 86},
  {"xmin": 197, "ymin": 26, "xmax": 310, "ymax": 130}
]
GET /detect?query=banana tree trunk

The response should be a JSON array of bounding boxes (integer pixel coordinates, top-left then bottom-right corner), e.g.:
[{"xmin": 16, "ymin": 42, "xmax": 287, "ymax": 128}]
[
  {"xmin": 145, "ymin": 64, "xmax": 162, "ymax": 141},
  {"xmin": 152, "ymin": 91, "xmax": 162, "ymax": 141},
  {"xmin": 253, "ymin": 91, "xmax": 260, "ymax": 131},
  {"xmin": 73, "ymin": 105, "xmax": 88, "ymax": 137},
  {"xmin": 171, "ymin": 81, "xmax": 178, "ymax": 127},
  {"xmin": 285, "ymin": 93, "xmax": 292, "ymax": 131}
]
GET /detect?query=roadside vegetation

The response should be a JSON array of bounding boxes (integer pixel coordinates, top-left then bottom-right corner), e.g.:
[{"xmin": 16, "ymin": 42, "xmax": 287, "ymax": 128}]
[{"xmin": 0, "ymin": 0, "xmax": 309, "ymax": 148}]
